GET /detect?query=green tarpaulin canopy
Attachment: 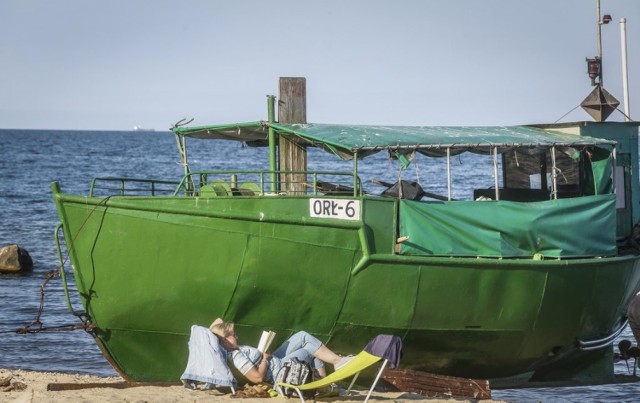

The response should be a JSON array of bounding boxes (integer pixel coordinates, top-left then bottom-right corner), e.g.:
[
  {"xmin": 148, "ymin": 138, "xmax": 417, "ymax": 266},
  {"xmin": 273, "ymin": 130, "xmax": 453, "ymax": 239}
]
[
  {"xmin": 172, "ymin": 122, "xmax": 616, "ymax": 160},
  {"xmin": 172, "ymin": 121, "xmax": 268, "ymax": 142}
]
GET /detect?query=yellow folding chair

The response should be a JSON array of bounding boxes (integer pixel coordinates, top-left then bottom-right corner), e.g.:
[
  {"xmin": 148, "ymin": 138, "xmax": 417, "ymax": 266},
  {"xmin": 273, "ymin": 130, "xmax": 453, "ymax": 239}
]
[{"xmin": 276, "ymin": 350, "xmax": 388, "ymax": 403}]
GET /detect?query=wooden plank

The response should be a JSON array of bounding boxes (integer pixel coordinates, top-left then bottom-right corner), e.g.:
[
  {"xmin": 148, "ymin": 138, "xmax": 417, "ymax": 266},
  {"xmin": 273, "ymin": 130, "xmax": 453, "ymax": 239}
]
[
  {"xmin": 47, "ymin": 381, "xmax": 177, "ymax": 391},
  {"xmin": 381, "ymin": 368, "xmax": 492, "ymax": 400},
  {"xmin": 278, "ymin": 77, "xmax": 307, "ymax": 195}
]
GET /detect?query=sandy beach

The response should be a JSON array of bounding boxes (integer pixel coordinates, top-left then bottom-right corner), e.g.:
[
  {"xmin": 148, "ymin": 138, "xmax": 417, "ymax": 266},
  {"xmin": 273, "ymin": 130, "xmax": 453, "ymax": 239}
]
[{"xmin": 0, "ymin": 369, "xmax": 503, "ymax": 403}]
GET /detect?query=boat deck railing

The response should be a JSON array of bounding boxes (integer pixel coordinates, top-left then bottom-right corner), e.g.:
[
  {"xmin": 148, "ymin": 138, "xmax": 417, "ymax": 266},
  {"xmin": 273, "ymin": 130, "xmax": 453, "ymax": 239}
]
[
  {"xmin": 175, "ymin": 170, "xmax": 364, "ymax": 197},
  {"xmin": 89, "ymin": 177, "xmax": 181, "ymax": 197}
]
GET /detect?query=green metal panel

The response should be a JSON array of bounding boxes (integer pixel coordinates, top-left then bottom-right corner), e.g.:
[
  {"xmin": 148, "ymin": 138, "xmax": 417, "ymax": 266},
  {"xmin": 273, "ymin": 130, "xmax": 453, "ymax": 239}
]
[
  {"xmin": 360, "ymin": 197, "xmax": 396, "ymax": 254},
  {"xmin": 578, "ymin": 122, "xmax": 640, "ymax": 231},
  {"xmin": 333, "ymin": 254, "xmax": 640, "ymax": 379}
]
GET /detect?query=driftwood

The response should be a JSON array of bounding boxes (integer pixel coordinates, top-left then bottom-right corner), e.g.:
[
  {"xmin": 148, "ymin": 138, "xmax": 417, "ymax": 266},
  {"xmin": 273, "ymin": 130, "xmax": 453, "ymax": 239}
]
[
  {"xmin": 381, "ymin": 368, "xmax": 492, "ymax": 400},
  {"xmin": 47, "ymin": 381, "xmax": 177, "ymax": 391}
]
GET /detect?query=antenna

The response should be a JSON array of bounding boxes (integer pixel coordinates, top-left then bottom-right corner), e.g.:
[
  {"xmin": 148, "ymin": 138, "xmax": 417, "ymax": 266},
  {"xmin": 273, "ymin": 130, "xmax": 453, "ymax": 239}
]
[{"xmin": 581, "ymin": 0, "xmax": 619, "ymax": 122}]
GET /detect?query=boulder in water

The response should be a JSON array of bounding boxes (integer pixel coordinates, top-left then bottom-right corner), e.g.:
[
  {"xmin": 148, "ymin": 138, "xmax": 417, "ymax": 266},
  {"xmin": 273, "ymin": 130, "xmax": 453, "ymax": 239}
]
[{"xmin": 0, "ymin": 244, "xmax": 33, "ymax": 274}]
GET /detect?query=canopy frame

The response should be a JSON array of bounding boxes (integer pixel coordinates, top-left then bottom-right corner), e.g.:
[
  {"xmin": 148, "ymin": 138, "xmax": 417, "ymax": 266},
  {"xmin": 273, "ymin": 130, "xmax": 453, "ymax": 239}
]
[{"xmin": 171, "ymin": 121, "xmax": 618, "ymax": 200}]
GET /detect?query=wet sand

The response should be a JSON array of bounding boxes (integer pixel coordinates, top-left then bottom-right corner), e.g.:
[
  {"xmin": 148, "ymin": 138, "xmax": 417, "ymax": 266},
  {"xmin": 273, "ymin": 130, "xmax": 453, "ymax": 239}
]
[{"xmin": 0, "ymin": 368, "xmax": 503, "ymax": 402}]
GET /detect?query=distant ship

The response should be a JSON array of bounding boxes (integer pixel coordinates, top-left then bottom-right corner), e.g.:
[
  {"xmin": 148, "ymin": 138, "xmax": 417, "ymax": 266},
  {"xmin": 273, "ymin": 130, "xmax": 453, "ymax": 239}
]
[{"xmin": 132, "ymin": 125, "xmax": 155, "ymax": 132}]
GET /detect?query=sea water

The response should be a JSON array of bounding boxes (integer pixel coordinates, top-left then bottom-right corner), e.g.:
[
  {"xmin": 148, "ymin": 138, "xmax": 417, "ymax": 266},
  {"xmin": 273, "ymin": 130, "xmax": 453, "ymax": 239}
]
[{"xmin": 0, "ymin": 128, "xmax": 639, "ymax": 402}]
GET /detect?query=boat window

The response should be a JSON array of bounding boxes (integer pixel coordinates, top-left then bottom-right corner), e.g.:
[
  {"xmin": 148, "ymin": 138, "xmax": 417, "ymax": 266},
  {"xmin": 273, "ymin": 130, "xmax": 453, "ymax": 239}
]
[{"xmin": 502, "ymin": 149, "xmax": 581, "ymax": 199}]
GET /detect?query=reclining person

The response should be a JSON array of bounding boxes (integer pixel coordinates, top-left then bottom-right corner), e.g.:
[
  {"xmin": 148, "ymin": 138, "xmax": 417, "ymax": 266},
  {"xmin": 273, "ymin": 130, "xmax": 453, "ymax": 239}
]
[{"xmin": 210, "ymin": 318, "xmax": 352, "ymax": 384}]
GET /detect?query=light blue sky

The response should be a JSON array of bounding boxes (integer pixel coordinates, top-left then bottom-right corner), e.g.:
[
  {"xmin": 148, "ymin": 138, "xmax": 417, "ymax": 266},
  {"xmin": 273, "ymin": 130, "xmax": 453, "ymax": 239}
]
[{"xmin": 1, "ymin": 0, "xmax": 639, "ymax": 130}]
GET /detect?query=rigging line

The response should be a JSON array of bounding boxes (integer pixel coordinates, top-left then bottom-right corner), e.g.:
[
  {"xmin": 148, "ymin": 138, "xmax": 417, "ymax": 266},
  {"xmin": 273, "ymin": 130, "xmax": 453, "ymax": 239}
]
[
  {"xmin": 171, "ymin": 117, "xmax": 194, "ymax": 129},
  {"xmin": 555, "ymin": 104, "xmax": 582, "ymax": 123},
  {"xmin": 615, "ymin": 107, "xmax": 636, "ymax": 122},
  {"xmin": 9, "ymin": 195, "xmax": 114, "ymax": 335},
  {"xmin": 56, "ymin": 195, "xmax": 114, "ymax": 276}
]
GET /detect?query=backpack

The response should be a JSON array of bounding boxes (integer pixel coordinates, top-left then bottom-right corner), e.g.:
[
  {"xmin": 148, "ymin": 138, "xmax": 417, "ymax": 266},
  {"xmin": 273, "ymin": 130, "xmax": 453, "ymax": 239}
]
[{"xmin": 274, "ymin": 358, "xmax": 313, "ymax": 397}]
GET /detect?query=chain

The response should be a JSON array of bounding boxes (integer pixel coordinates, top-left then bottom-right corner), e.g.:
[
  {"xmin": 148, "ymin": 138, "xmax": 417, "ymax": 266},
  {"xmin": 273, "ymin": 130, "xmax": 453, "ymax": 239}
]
[
  {"xmin": 0, "ymin": 196, "xmax": 117, "ymax": 336},
  {"xmin": 0, "ymin": 269, "xmax": 94, "ymax": 335}
]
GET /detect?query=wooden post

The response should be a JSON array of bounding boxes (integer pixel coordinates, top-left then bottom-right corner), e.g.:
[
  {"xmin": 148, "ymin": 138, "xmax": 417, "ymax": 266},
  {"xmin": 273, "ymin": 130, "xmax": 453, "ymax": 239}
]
[{"xmin": 278, "ymin": 77, "xmax": 307, "ymax": 195}]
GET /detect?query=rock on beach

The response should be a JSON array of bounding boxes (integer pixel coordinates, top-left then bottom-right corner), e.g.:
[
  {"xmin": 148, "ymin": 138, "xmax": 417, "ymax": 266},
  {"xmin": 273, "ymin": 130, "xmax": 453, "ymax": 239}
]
[{"xmin": 0, "ymin": 244, "xmax": 33, "ymax": 273}]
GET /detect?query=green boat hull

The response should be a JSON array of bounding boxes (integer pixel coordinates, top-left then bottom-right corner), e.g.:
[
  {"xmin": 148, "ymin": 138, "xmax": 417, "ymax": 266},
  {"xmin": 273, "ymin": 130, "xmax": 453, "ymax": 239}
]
[{"xmin": 52, "ymin": 186, "xmax": 640, "ymax": 382}]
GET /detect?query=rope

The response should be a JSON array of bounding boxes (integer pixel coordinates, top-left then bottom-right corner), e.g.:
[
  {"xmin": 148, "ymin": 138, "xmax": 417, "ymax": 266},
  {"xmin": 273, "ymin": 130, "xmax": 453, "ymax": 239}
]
[
  {"xmin": 615, "ymin": 107, "xmax": 636, "ymax": 122},
  {"xmin": 555, "ymin": 103, "xmax": 636, "ymax": 124},
  {"xmin": 555, "ymin": 104, "xmax": 582, "ymax": 123}
]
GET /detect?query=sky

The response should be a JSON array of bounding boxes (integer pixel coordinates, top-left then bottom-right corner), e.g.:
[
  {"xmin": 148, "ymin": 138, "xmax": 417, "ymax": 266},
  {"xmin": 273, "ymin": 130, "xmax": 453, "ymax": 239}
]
[{"xmin": 1, "ymin": 0, "xmax": 639, "ymax": 130}]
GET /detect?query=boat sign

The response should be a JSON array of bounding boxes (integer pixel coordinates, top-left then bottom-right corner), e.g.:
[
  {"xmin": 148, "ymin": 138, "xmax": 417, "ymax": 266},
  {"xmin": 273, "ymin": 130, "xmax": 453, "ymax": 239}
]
[{"xmin": 309, "ymin": 198, "xmax": 360, "ymax": 220}]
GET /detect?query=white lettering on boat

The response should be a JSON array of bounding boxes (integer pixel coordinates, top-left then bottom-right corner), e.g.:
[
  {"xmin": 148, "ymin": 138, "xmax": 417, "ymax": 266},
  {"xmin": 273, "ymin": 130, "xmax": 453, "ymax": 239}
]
[{"xmin": 309, "ymin": 199, "xmax": 360, "ymax": 220}]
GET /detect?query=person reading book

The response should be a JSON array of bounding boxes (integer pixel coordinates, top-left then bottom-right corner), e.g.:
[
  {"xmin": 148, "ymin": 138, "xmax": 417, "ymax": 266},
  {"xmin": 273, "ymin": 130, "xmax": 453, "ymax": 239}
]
[{"xmin": 210, "ymin": 318, "xmax": 353, "ymax": 384}]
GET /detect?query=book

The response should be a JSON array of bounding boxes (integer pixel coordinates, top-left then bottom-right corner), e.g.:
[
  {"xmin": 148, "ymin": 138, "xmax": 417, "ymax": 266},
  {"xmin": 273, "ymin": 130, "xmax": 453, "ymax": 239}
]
[{"xmin": 257, "ymin": 330, "xmax": 276, "ymax": 353}]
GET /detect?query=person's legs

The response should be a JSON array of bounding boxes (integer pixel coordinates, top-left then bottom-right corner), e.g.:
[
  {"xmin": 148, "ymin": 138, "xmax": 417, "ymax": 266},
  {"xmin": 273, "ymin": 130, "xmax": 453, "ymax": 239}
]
[
  {"xmin": 272, "ymin": 331, "xmax": 343, "ymax": 368},
  {"xmin": 273, "ymin": 331, "xmax": 322, "ymax": 358},
  {"xmin": 282, "ymin": 349, "xmax": 316, "ymax": 365},
  {"xmin": 315, "ymin": 360, "xmax": 327, "ymax": 377},
  {"xmin": 312, "ymin": 345, "xmax": 342, "ymax": 365}
]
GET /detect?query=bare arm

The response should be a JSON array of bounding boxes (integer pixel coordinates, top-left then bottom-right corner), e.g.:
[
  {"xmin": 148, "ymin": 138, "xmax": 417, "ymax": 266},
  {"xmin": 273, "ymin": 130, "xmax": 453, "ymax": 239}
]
[{"xmin": 242, "ymin": 352, "xmax": 271, "ymax": 384}]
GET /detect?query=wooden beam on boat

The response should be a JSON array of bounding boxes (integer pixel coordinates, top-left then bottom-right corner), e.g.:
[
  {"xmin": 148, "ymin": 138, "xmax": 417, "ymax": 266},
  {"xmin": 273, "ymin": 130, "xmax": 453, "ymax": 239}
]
[
  {"xmin": 381, "ymin": 368, "xmax": 492, "ymax": 400},
  {"xmin": 278, "ymin": 77, "xmax": 308, "ymax": 195},
  {"xmin": 47, "ymin": 381, "xmax": 177, "ymax": 391}
]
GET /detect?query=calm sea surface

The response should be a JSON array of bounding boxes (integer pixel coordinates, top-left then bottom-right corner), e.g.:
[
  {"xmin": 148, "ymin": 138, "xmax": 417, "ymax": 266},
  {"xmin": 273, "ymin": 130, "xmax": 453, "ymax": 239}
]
[{"xmin": 1, "ymin": 128, "xmax": 639, "ymax": 402}]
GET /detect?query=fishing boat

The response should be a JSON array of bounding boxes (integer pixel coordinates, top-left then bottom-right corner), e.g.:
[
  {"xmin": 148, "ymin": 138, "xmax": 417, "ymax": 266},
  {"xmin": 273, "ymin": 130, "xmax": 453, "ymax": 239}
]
[
  {"xmin": 51, "ymin": 83, "xmax": 640, "ymax": 385},
  {"xmin": 132, "ymin": 125, "xmax": 155, "ymax": 132}
]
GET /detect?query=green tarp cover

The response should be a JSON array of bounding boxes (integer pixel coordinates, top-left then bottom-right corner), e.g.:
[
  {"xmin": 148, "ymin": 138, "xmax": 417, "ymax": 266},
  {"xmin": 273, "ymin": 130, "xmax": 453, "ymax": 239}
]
[
  {"xmin": 172, "ymin": 122, "xmax": 615, "ymax": 159},
  {"xmin": 271, "ymin": 123, "xmax": 615, "ymax": 150},
  {"xmin": 590, "ymin": 148, "xmax": 614, "ymax": 195},
  {"xmin": 398, "ymin": 194, "xmax": 617, "ymax": 258},
  {"xmin": 172, "ymin": 121, "xmax": 269, "ymax": 142}
]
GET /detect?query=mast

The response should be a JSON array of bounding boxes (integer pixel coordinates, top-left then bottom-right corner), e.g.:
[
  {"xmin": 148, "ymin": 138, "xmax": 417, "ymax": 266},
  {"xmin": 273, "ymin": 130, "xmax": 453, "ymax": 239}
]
[
  {"xmin": 620, "ymin": 18, "xmax": 631, "ymax": 121},
  {"xmin": 581, "ymin": 0, "xmax": 618, "ymax": 122},
  {"xmin": 596, "ymin": 0, "xmax": 604, "ymax": 86}
]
